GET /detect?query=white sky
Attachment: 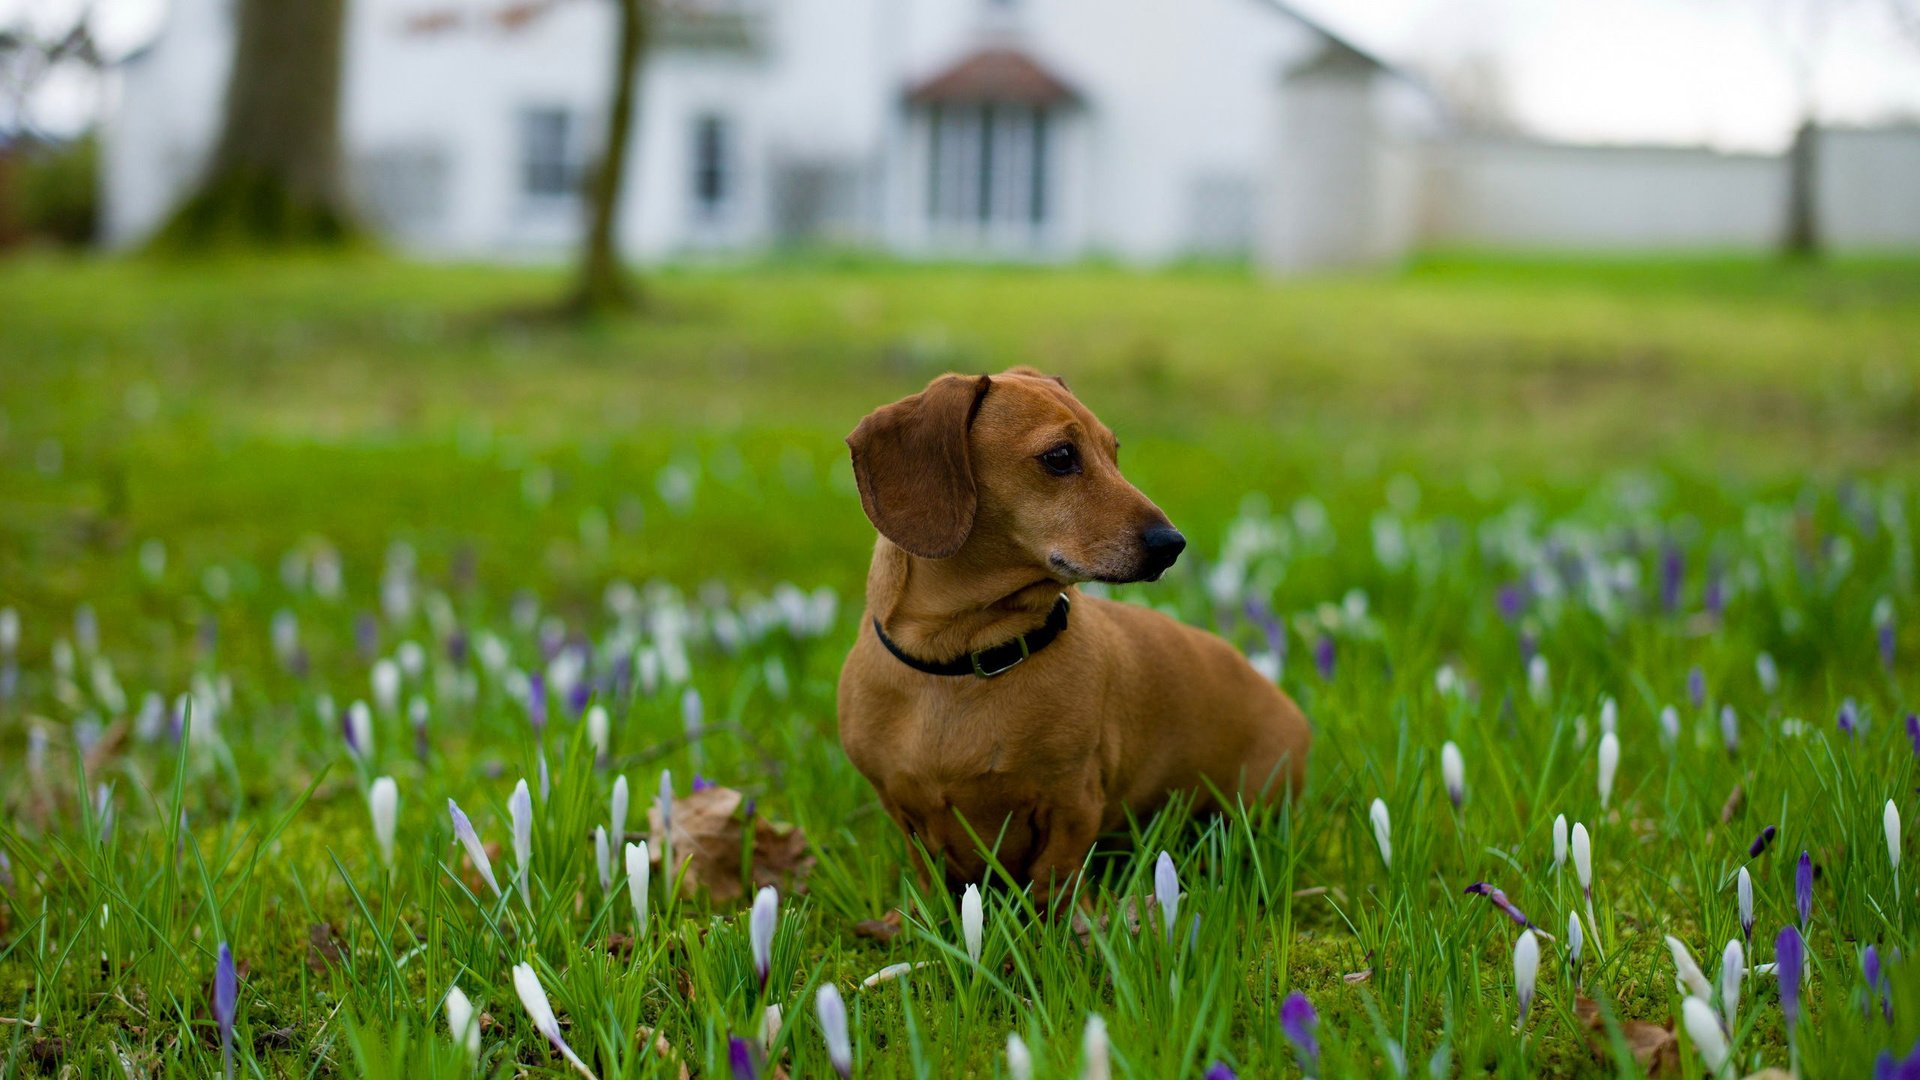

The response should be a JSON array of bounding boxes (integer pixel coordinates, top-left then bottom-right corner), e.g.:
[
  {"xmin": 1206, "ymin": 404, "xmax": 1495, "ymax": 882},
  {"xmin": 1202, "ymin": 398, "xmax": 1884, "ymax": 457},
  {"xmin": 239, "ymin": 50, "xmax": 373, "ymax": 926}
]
[{"xmin": 5, "ymin": 0, "xmax": 1919, "ymax": 151}]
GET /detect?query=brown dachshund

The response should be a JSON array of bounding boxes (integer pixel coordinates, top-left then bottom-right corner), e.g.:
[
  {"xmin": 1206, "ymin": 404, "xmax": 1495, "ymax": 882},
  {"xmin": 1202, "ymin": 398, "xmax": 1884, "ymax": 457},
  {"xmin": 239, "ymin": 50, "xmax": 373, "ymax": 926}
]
[{"xmin": 836, "ymin": 368, "xmax": 1310, "ymax": 905}]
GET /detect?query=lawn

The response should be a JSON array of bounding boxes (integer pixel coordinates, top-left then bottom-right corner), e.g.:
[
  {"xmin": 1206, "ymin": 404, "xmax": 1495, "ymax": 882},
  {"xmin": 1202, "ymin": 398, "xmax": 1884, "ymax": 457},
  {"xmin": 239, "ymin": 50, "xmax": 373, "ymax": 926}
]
[{"xmin": 0, "ymin": 252, "xmax": 1917, "ymax": 1078}]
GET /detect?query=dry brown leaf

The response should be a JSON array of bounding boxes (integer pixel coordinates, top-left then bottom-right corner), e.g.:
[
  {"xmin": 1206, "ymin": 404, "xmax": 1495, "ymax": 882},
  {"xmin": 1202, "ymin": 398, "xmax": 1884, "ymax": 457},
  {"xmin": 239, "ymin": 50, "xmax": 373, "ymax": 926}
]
[
  {"xmin": 636, "ymin": 1026, "xmax": 692, "ymax": 1080},
  {"xmin": 306, "ymin": 923, "xmax": 342, "ymax": 972},
  {"xmin": 1574, "ymin": 995, "xmax": 1678, "ymax": 1076},
  {"xmin": 853, "ymin": 909, "xmax": 904, "ymax": 942},
  {"xmin": 83, "ymin": 720, "xmax": 129, "ymax": 776},
  {"xmin": 1721, "ymin": 784, "xmax": 1745, "ymax": 823},
  {"xmin": 647, "ymin": 786, "xmax": 815, "ymax": 903}
]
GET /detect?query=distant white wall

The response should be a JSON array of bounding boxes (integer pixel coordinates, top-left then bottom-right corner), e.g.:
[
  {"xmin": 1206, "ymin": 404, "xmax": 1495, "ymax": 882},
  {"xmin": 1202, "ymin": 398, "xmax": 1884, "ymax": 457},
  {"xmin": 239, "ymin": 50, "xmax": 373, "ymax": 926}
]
[
  {"xmin": 1409, "ymin": 127, "xmax": 1920, "ymax": 254},
  {"xmin": 1419, "ymin": 137, "xmax": 1785, "ymax": 251},
  {"xmin": 1817, "ymin": 126, "xmax": 1920, "ymax": 250}
]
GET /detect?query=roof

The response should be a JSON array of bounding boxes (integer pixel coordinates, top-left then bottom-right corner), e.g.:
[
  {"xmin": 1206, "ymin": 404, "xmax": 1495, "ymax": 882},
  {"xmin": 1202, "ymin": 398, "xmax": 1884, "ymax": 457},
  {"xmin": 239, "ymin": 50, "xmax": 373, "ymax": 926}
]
[{"xmin": 904, "ymin": 47, "xmax": 1081, "ymax": 107}]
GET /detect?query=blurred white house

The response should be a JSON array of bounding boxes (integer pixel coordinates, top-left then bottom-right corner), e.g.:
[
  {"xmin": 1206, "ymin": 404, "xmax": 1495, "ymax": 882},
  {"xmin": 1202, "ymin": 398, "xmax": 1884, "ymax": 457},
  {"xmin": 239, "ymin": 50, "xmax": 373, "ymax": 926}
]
[{"xmin": 101, "ymin": 0, "xmax": 1441, "ymax": 269}]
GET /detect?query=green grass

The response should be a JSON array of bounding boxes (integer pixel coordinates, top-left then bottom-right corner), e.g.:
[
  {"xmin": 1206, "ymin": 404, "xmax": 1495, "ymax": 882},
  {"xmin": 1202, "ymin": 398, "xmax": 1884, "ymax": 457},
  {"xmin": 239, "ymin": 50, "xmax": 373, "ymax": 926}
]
[{"xmin": 0, "ymin": 253, "xmax": 1917, "ymax": 1077}]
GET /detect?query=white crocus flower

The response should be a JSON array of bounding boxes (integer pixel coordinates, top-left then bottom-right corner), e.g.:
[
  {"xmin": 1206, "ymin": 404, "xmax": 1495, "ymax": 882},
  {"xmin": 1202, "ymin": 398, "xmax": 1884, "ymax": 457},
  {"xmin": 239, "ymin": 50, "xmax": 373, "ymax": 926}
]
[
  {"xmin": 1887, "ymin": 800, "xmax": 1903, "ymax": 877},
  {"xmin": 511, "ymin": 962, "xmax": 595, "ymax": 1079},
  {"xmin": 371, "ymin": 659, "xmax": 401, "ymax": 714},
  {"xmin": 1553, "ymin": 814, "xmax": 1568, "ymax": 871},
  {"xmin": 1571, "ymin": 823, "xmax": 1592, "ymax": 898},
  {"xmin": 626, "ymin": 841, "xmax": 650, "ymax": 932},
  {"xmin": 1720, "ymin": 939, "xmax": 1744, "ymax": 1031},
  {"xmin": 447, "ymin": 798, "xmax": 501, "ymax": 898},
  {"xmin": 1527, "ymin": 656, "xmax": 1550, "ymax": 704},
  {"xmin": 1665, "ymin": 935, "xmax": 1713, "ymax": 1001},
  {"xmin": 1514, "ymin": 929, "xmax": 1540, "ymax": 1025},
  {"xmin": 1081, "ymin": 1014, "xmax": 1110, "ymax": 1080},
  {"xmin": 961, "ymin": 883, "xmax": 983, "ymax": 964},
  {"xmin": 1568, "ymin": 910, "xmax": 1584, "ymax": 967},
  {"xmin": 1441, "ymin": 741, "xmax": 1465, "ymax": 808},
  {"xmin": 751, "ymin": 886, "xmax": 779, "ymax": 986},
  {"xmin": 816, "ymin": 984, "xmax": 852, "ymax": 1077},
  {"xmin": 1681, "ymin": 996, "xmax": 1730, "ymax": 1076},
  {"xmin": 1007, "ymin": 1033, "xmax": 1034, "ymax": 1080},
  {"xmin": 1596, "ymin": 732, "xmax": 1620, "ymax": 811},
  {"xmin": 585, "ymin": 705, "xmax": 609, "ymax": 759},
  {"xmin": 445, "ymin": 985, "xmax": 480, "ymax": 1060},
  {"xmin": 1736, "ymin": 865, "xmax": 1753, "ymax": 939},
  {"xmin": 610, "ymin": 775, "xmax": 629, "ymax": 846},
  {"xmin": 368, "ymin": 777, "xmax": 398, "ymax": 870},
  {"xmin": 510, "ymin": 778, "xmax": 534, "ymax": 912},
  {"xmin": 1369, "ymin": 798, "xmax": 1392, "ymax": 869},
  {"xmin": 593, "ymin": 826, "xmax": 611, "ymax": 894},
  {"xmin": 346, "ymin": 701, "xmax": 373, "ymax": 759},
  {"xmin": 1154, "ymin": 851, "xmax": 1180, "ymax": 943}
]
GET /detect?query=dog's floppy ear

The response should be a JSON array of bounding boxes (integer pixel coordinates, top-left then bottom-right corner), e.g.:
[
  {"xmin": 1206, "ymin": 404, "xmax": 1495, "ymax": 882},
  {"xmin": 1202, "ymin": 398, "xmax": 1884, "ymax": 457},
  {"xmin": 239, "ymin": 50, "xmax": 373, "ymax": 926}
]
[
  {"xmin": 846, "ymin": 373, "xmax": 992, "ymax": 559},
  {"xmin": 1005, "ymin": 365, "xmax": 1068, "ymax": 390}
]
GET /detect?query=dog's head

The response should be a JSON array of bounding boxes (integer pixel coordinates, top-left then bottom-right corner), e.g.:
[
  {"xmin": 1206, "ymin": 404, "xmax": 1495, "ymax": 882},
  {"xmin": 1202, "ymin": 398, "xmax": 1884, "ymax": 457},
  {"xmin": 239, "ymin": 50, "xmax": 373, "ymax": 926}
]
[{"xmin": 846, "ymin": 368, "xmax": 1184, "ymax": 583}]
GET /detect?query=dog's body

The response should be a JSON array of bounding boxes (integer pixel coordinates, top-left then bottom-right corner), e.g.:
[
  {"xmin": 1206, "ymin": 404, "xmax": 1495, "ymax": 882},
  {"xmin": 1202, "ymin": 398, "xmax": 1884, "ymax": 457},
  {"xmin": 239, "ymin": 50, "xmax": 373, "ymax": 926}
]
[{"xmin": 836, "ymin": 369, "xmax": 1309, "ymax": 901}]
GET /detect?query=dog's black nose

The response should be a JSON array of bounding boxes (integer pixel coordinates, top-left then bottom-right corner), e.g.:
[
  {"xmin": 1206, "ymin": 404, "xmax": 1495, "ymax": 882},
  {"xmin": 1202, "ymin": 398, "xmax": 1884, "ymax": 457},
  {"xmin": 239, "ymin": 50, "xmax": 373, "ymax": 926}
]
[{"xmin": 1140, "ymin": 525, "xmax": 1187, "ymax": 577}]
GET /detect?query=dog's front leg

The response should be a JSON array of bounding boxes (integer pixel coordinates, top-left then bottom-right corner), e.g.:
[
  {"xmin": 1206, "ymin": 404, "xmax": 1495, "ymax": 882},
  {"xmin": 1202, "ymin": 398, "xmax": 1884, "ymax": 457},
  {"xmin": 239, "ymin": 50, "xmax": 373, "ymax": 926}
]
[{"xmin": 1024, "ymin": 802, "xmax": 1102, "ymax": 917}]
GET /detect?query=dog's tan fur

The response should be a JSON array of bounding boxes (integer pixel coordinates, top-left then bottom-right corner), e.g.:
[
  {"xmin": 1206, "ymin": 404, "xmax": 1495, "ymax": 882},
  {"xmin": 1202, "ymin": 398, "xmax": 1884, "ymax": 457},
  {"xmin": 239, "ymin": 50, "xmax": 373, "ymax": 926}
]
[{"xmin": 837, "ymin": 368, "xmax": 1310, "ymax": 903}]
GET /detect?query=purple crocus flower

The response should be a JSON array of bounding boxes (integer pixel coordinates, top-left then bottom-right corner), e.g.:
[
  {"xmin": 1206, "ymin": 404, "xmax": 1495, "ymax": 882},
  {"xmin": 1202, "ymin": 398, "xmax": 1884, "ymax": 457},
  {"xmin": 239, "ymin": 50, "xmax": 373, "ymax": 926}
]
[
  {"xmin": 1880, "ymin": 614, "xmax": 1897, "ymax": 673},
  {"xmin": 1465, "ymin": 882, "xmax": 1536, "ymax": 929},
  {"xmin": 1796, "ymin": 851, "xmax": 1813, "ymax": 927},
  {"xmin": 446, "ymin": 630, "xmax": 469, "ymax": 667},
  {"xmin": 354, "ymin": 612, "xmax": 378, "ymax": 661},
  {"xmin": 1496, "ymin": 583, "xmax": 1526, "ymax": 624},
  {"xmin": 1280, "ymin": 991, "xmax": 1320, "ymax": 1069},
  {"xmin": 1688, "ymin": 666, "xmax": 1706, "ymax": 710},
  {"xmin": 1777, "ymin": 925, "xmax": 1806, "ymax": 1038},
  {"xmin": 1313, "ymin": 636, "xmax": 1336, "ymax": 682},
  {"xmin": 728, "ymin": 1035, "xmax": 758, "ymax": 1080},
  {"xmin": 692, "ymin": 774, "xmax": 718, "ymax": 793},
  {"xmin": 1906, "ymin": 714, "xmax": 1919, "ymax": 757},
  {"xmin": 526, "ymin": 671, "xmax": 547, "ymax": 735},
  {"xmin": 214, "ymin": 942, "xmax": 237, "ymax": 1080},
  {"xmin": 1748, "ymin": 825, "xmax": 1777, "ymax": 859},
  {"xmin": 1660, "ymin": 545, "xmax": 1684, "ymax": 613},
  {"xmin": 1839, "ymin": 698, "xmax": 1860, "ymax": 738},
  {"xmin": 1875, "ymin": 1038, "xmax": 1920, "ymax": 1080},
  {"xmin": 1204, "ymin": 1064, "xmax": 1237, "ymax": 1080},
  {"xmin": 1865, "ymin": 945, "xmax": 1893, "ymax": 1021},
  {"xmin": 567, "ymin": 679, "xmax": 591, "ymax": 718},
  {"xmin": 1703, "ymin": 572, "xmax": 1724, "ymax": 618},
  {"xmin": 1245, "ymin": 597, "xmax": 1285, "ymax": 658}
]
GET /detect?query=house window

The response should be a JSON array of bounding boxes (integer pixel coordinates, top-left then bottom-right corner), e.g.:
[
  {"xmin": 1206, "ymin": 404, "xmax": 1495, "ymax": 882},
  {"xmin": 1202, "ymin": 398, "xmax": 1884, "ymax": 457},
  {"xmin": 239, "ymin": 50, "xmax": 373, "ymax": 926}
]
[
  {"xmin": 927, "ymin": 103, "xmax": 1050, "ymax": 231},
  {"xmin": 692, "ymin": 114, "xmax": 732, "ymax": 219},
  {"xmin": 519, "ymin": 107, "xmax": 579, "ymax": 202}
]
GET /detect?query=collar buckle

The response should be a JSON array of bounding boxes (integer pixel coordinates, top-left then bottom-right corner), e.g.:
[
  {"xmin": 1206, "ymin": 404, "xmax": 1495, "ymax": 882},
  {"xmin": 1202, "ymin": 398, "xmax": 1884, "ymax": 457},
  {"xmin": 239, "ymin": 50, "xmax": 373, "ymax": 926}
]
[{"xmin": 970, "ymin": 634, "xmax": 1031, "ymax": 678}]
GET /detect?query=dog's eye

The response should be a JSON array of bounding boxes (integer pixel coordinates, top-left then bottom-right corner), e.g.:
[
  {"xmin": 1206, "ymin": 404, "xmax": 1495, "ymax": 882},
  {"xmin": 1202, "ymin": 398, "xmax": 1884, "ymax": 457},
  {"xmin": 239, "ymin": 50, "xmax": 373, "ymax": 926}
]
[{"xmin": 1038, "ymin": 444, "xmax": 1081, "ymax": 476}]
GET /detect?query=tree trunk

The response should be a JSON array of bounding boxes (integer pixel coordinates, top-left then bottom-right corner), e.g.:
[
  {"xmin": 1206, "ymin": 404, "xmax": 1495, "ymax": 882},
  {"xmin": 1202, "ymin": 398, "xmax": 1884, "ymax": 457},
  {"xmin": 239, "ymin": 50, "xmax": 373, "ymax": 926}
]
[
  {"xmin": 1781, "ymin": 117, "xmax": 1820, "ymax": 260},
  {"xmin": 159, "ymin": 0, "xmax": 353, "ymax": 248},
  {"xmin": 567, "ymin": 0, "xmax": 647, "ymax": 315}
]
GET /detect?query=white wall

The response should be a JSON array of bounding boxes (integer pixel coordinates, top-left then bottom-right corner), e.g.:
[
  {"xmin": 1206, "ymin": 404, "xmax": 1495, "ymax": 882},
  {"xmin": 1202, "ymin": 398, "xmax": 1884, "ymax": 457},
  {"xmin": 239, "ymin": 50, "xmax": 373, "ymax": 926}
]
[
  {"xmin": 1419, "ymin": 137, "xmax": 1786, "ymax": 251},
  {"xmin": 1817, "ymin": 126, "xmax": 1920, "ymax": 250}
]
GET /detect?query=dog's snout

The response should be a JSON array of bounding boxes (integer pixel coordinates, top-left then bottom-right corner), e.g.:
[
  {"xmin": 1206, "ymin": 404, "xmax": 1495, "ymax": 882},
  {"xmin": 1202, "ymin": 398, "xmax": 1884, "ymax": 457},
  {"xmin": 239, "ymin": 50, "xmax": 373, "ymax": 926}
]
[{"xmin": 1140, "ymin": 525, "xmax": 1186, "ymax": 577}]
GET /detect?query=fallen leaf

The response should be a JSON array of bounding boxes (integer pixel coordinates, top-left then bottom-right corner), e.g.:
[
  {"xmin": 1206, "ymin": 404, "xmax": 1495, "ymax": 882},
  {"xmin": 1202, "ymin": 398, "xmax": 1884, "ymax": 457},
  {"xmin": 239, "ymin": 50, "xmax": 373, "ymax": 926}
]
[
  {"xmin": 1574, "ymin": 996, "xmax": 1678, "ymax": 1075},
  {"xmin": 853, "ymin": 909, "xmax": 903, "ymax": 942},
  {"xmin": 636, "ymin": 1026, "xmax": 692, "ymax": 1080},
  {"xmin": 82, "ymin": 720, "xmax": 129, "ymax": 775},
  {"xmin": 1720, "ymin": 784, "xmax": 1745, "ymax": 823},
  {"xmin": 647, "ymin": 786, "xmax": 814, "ymax": 903},
  {"xmin": 306, "ymin": 923, "xmax": 342, "ymax": 972}
]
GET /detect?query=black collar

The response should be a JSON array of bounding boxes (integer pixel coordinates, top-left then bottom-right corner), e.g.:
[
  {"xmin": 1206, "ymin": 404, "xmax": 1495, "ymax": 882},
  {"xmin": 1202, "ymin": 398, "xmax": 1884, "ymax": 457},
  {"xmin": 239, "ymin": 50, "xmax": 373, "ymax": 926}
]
[{"xmin": 873, "ymin": 593, "xmax": 1072, "ymax": 678}]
